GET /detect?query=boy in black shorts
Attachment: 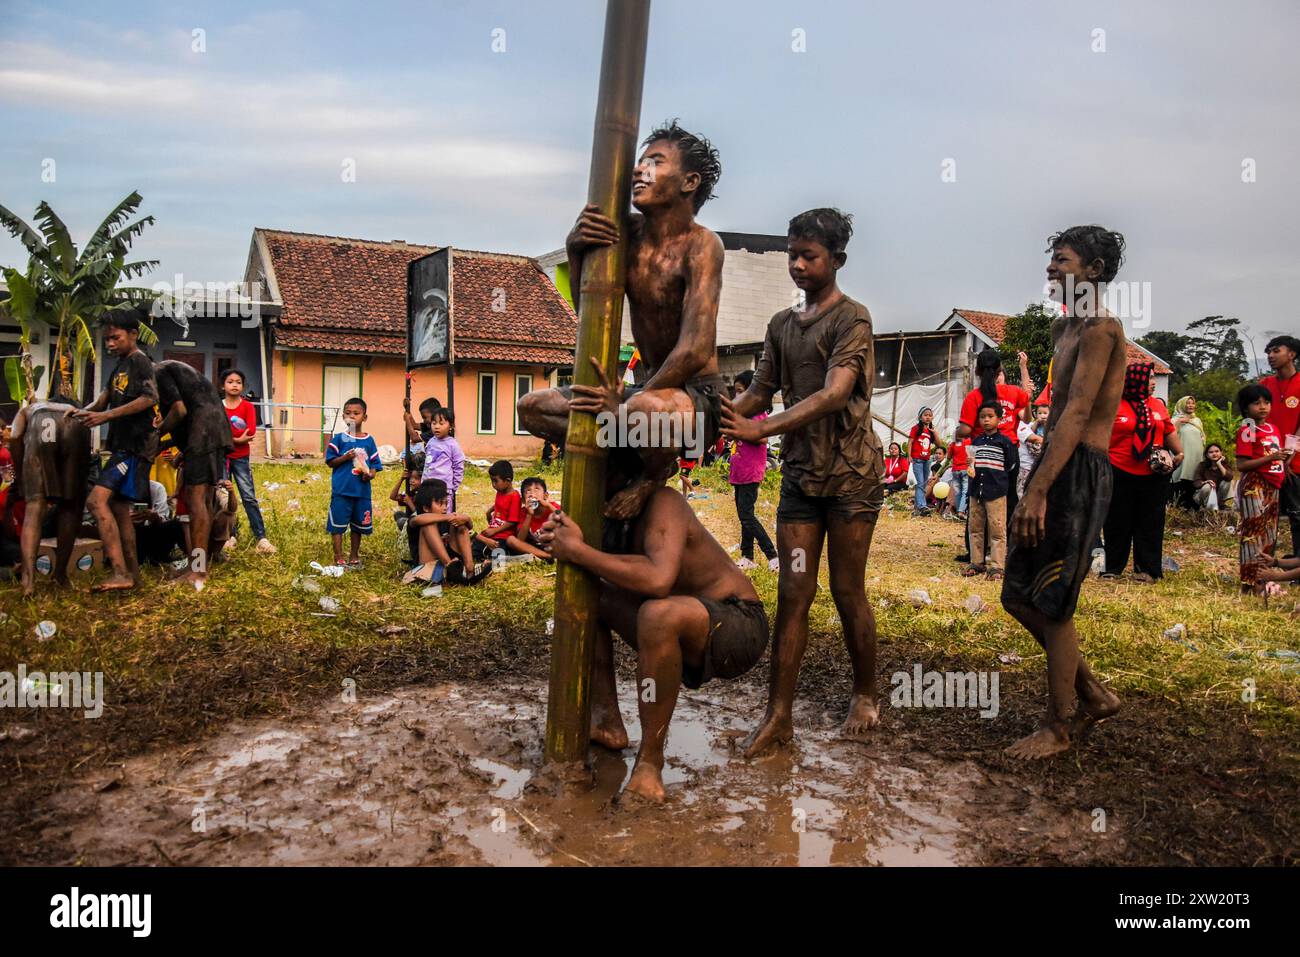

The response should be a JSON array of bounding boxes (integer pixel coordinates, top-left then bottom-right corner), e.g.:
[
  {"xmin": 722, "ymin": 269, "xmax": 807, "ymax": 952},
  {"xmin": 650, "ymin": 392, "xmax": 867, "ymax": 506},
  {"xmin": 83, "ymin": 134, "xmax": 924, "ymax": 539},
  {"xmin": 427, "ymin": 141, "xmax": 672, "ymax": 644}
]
[
  {"xmin": 155, "ymin": 359, "xmax": 234, "ymax": 586},
  {"xmin": 722, "ymin": 208, "xmax": 885, "ymax": 757},
  {"xmin": 1001, "ymin": 226, "xmax": 1129, "ymax": 759},
  {"xmin": 73, "ymin": 310, "xmax": 159, "ymax": 592},
  {"xmin": 540, "ymin": 481, "xmax": 768, "ymax": 803}
]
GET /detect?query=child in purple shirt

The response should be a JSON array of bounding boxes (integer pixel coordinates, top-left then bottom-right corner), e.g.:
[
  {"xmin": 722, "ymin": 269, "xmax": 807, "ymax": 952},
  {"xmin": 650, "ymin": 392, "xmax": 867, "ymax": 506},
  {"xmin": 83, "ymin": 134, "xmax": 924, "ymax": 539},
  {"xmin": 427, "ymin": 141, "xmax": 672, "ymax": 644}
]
[
  {"xmin": 728, "ymin": 371, "xmax": 777, "ymax": 571},
  {"xmin": 421, "ymin": 407, "xmax": 465, "ymax": 509}
]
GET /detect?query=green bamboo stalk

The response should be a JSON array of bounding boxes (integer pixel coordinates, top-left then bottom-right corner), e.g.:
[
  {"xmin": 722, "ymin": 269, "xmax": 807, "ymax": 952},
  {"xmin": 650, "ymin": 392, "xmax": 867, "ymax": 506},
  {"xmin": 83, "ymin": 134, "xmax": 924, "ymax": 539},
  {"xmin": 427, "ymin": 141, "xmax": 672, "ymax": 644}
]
[{"xmin": 545, "ymin": 0, "xmax": 651, "ymax": 764}]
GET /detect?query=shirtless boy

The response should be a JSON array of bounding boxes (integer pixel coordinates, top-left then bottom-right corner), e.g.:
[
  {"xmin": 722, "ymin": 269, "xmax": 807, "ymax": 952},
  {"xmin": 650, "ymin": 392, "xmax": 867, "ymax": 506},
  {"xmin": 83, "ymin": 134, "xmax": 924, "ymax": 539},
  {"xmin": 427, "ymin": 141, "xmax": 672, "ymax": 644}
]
[
  {"xmin": 721, "ymin": 208, "xmax": 885, "ymax": 757},
  {"xmin": 7, "ymin": 399, "xmax": 92, "ymax": 596},
  {"xmin": 1001, "ymin": 225, "xmax": 1129, "ymax": 759},
  {"xmin": 539, "ymin": 481, "xmax": 768, "ymax": 802},
  {"xmin": 518, "ymin": 120, "xmax": 726, "ymax": 519},
  {"xmin": 155, "ymin": 359, "xmax": 235, "ymax": 586}
]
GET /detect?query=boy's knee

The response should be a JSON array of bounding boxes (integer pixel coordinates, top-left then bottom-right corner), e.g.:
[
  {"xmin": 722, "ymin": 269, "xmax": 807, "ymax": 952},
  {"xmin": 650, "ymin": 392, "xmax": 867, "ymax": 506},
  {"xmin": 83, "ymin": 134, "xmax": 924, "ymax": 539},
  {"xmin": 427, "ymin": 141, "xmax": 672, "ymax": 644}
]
[{"xmin": 636, "ymin": 599, "xmax": 679, "ymax": 637}]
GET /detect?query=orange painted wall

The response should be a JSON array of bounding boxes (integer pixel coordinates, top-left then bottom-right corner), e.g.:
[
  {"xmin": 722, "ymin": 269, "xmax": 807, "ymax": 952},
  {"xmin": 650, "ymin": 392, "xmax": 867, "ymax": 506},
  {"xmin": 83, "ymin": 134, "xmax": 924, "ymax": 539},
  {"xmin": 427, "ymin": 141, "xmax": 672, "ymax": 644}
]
[
  {"xmin": 267, "ymin": 350, "xmax": 546, "ymax": 461},
  {"xmin": 448, "ymin": 362, "xmax": 546, "ymax": 459}
]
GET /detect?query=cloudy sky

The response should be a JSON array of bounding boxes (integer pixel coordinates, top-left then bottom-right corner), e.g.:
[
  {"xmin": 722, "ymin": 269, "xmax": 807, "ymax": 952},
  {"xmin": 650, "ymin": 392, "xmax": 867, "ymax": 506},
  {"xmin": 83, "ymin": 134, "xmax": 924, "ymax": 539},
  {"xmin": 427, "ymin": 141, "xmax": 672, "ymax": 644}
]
[{"xmin": 2, "ymin": 0, "xmax": 1296, "ymax": 350}]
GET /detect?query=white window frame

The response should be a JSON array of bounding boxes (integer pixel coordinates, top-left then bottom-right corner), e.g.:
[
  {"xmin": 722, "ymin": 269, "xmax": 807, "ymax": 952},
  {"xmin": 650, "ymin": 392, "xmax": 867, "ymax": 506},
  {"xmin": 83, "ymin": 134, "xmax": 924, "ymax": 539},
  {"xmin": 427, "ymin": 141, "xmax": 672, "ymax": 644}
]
[{"xmin": 514, "ymin": 373, "xmax": 532, "ymax": 435}]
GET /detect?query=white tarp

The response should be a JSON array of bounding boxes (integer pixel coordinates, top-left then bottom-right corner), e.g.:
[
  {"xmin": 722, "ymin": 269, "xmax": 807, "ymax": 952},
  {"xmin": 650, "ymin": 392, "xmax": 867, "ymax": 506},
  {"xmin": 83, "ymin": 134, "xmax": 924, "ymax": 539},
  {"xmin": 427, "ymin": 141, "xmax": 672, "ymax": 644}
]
[{"xmin": 871, "ymin": 379, "xmax": 963, "ymax": 450}]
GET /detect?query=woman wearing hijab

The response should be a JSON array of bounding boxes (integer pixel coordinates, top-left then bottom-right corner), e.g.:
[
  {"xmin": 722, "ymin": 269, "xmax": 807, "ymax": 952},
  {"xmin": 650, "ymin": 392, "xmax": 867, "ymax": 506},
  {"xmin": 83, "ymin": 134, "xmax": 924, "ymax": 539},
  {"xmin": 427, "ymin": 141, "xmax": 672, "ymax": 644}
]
[
  {"xmin": 1101, "ymin": 362, "xmax": 1184, "ymax": 581},
  {"xmin": 1169, "ymin": 394, "xmax": 1206, "ymax": 508}
]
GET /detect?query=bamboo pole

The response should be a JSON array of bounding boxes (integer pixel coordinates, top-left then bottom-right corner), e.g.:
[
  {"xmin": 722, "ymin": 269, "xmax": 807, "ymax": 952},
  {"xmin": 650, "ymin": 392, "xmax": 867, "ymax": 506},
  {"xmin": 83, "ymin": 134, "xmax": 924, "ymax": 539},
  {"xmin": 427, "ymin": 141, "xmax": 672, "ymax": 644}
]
[{"xmin": 545, "ymin": 0, "xmax": 651, "ymax": 764}]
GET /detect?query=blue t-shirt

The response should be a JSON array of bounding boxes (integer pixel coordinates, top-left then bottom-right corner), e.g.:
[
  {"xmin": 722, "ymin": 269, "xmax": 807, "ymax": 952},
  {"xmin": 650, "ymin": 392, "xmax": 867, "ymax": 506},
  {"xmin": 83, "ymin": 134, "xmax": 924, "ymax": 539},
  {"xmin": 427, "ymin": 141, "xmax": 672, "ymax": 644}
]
[{"xmin": 328, "ymin": 432, "xmax": 382, "ymax": 498}]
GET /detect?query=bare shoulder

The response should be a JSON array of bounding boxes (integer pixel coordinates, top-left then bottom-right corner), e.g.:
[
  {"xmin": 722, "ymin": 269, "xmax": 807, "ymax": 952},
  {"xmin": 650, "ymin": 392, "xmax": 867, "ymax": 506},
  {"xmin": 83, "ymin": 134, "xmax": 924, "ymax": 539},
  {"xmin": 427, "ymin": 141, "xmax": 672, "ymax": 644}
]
[
  {"xmin": 1080, "ymin": 314, "xmax": 1124, "ymax": 349},
  {"xmin": 689, "ymin": 224, "xmax": 724, "ymax": 264},
  {"xmin": 643, "ymin": 486, "xmax": 697, "ymax": 537}
]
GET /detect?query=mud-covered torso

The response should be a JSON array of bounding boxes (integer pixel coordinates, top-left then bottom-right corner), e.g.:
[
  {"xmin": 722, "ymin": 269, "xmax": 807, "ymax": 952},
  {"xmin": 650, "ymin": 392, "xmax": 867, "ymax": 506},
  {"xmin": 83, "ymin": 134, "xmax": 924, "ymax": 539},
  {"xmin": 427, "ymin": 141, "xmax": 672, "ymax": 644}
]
[
  {"xmin": 623, "ymin": 218, "xmax": 719, "ymax": 379},
  {"xmin": 605, "ymin": 489, "xmax": 757, "ymax": 603},
  {"xmin": 1046, "ymin": 314, "xmax": 1128, "ymax": 451}
]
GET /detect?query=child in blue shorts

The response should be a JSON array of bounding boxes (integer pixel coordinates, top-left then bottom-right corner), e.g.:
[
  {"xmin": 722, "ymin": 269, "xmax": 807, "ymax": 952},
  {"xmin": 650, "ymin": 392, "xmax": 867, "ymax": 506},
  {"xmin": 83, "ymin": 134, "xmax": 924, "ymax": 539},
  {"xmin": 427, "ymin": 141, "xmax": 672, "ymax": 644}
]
[{"xmin": 326, "ymin": 397, "xmax": 381, "ymax": 568}]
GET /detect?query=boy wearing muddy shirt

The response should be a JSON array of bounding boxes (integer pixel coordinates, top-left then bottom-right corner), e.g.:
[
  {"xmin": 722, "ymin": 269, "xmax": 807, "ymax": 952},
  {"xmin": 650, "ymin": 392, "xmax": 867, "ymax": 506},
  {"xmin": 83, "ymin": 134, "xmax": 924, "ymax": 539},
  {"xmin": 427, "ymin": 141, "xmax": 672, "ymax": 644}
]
[
  {"xmin": 722, "ymin": 208, "xmax": 885, "ymax": 757},
  {"xmin": 73, "ymin": 310, "xmax": 158, "ymax": 592},
  {"xmin": 518, "ymin": 121, "xmax": 725, "ymax": 520},
  {"xmin": 1001, "ymin": 226, "xmax": 1129, "ymax": 760},
  {"xmin": 539, "ymin": 483, "xmax": 768, "ymax": 803}
]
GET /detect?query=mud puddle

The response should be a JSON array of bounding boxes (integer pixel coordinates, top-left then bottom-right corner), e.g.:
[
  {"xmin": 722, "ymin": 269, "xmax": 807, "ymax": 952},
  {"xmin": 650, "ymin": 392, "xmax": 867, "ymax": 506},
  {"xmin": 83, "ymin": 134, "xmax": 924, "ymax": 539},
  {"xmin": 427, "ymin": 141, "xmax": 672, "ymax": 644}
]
[{"xmin": 36, "ymin": 681, "xmax": 1118, "ymax": 865}]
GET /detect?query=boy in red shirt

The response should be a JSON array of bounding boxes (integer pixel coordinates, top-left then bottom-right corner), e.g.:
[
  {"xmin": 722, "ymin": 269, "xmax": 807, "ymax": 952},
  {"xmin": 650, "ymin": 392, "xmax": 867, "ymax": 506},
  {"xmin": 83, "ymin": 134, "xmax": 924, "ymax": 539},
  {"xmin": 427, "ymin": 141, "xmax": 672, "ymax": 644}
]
[
  {"xmin": 220, "ymin": 369, "xmax": 275, "ymax": 555},
  {"xmin": 475, "ymin": 460, "xmax": 522, "ymax": 558},
  {"xmin": 1260, "ymin": 334, "xmax": 1300, "ymax": 556},
  {"xmin": 1236, "ymin": 383, "xmax": 1294, "ymax": 592},
  {"xmin": 934, "ymin": 435, "xmax": 971, "ymax": 518},
  {"xmin": 502, "ymin": 476, "xmax": 561, "ymax": 560}
]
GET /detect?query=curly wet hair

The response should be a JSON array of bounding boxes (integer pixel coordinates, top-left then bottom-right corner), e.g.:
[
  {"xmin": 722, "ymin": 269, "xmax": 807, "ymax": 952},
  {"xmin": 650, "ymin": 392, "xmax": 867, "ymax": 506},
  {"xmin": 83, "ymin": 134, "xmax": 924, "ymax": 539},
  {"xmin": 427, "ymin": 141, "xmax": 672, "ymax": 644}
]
[
  {"xmin": 1046, "ymin": 225, "xmax": 1126, "ymax": 283},
  {"xmin": 788, "ymin": 208, "xmax": 854, "ymax": 256},
  {"xmin": 642, "ymin": 120, "xmax": 721, "ymax": 211}
]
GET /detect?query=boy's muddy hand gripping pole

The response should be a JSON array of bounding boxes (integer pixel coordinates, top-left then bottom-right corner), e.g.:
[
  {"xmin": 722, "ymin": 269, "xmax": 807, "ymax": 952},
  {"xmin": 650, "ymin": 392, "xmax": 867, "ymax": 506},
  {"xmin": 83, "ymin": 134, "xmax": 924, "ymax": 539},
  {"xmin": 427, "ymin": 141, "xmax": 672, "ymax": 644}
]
[{"xmin": 545, "ymin": 0, "xmax": 650, "ymax": 764}]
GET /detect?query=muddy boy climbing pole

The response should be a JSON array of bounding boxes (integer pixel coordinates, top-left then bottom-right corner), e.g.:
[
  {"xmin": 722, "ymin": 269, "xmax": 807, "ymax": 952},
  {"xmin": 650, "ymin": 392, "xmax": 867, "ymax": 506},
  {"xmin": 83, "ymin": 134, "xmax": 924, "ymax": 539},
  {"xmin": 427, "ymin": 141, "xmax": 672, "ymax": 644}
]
[{"xmin": 545, "ymin": 0, "xmax": 651, "ymax": 764}]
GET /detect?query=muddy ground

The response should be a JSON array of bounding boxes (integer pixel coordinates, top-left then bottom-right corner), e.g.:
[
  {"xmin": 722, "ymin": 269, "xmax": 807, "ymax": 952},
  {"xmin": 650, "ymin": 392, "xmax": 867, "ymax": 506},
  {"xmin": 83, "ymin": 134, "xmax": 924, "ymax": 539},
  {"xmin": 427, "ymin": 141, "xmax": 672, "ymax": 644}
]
[
  {"xmin": 10, "ymin": 639, "xmax": 1296, "ymax": 866},
  {"xmin": 30, "ymin": 680, "xmax": 1121, "ymax": 867}
]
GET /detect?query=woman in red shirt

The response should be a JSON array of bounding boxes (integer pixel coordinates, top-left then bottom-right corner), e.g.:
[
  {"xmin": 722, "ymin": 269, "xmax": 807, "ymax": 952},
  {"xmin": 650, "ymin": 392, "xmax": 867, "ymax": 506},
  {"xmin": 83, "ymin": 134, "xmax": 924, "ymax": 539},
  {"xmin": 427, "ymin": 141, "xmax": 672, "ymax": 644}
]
[
  {"xmin": 883, "ymin": 442, "xmax": 909, "ymax": 493},
  {"xmin": 1236, "ymin": 383, "xmax": 1294, "ymax": 591},
  {"xmin": 1101, "ymin": 362, "xmax": 1182, "ymax": 582},
  {"xmin": 221, "ymin": 369, "xmax": 275, "ymax": 554}
]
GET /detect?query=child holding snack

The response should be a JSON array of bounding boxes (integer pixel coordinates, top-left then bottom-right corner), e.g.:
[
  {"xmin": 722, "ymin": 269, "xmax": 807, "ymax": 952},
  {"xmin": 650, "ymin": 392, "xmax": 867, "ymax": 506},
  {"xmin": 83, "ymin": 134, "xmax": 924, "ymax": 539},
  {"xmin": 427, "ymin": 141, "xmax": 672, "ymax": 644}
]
[
  {"xmin": 502, "ymin": 475, "xmax": 561, "ymax": 560},
  {"xmin": 325, "ymin": 397, "xmax": 381, "ymax": 569}
]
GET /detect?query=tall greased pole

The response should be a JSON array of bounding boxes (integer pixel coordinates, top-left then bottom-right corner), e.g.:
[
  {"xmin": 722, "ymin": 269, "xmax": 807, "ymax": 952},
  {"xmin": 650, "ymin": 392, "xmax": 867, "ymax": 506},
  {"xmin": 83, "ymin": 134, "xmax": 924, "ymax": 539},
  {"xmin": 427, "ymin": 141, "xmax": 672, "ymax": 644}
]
[{"xmin": 545, "ymin": 0, "xmax": 651, "ymax": 764}]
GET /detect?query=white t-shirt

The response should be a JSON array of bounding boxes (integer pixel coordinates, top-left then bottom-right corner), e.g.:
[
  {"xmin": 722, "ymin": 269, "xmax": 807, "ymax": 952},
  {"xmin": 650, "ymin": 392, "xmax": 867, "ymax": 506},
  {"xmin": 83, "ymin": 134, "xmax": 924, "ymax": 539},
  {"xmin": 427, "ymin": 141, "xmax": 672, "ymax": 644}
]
[
  {"xmin": 149, "ymin": 480, "xmax": 172, "ymax": 521},
  {"xmin": 1017, "ymin": 421, "xmax": 1041, "ymax": 473}
]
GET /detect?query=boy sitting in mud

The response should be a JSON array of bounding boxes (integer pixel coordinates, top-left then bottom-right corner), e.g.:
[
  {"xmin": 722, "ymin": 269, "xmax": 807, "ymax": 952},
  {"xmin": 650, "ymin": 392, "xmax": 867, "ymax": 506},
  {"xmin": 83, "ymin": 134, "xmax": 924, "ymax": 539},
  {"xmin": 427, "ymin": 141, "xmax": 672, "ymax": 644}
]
[
  {"xmin": 1001, "ymin": 225, "xmax": 1128, "ymax": 759},
  {"xmin": 518, "ymin": 120, "xmax": 726, "ymax": 520},
  {"xmin": 538, "ymin": 480, "xmax": 769, "ymax": 803}
]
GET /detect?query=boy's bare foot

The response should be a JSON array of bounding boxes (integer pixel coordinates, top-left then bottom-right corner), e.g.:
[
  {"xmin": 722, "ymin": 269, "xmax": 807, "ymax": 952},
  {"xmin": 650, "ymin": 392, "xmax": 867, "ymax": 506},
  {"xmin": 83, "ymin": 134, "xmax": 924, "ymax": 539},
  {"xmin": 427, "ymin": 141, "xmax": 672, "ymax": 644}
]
[
  {"xmin": 92, "ymin": 574, "xmax": 136, "ymax": 593},
  {"xmin": 590, "ymin": 705, "xmax": 630, "ymax": 750},
  {"xmin": 604, "ymin": 478, "xmax": 659, "ymax": 520},
  {"xmin": 20, "ymin": 575, "xmax": 35, "ymax": 598},
  {"xmin": 1005, "ymin": 722, "xmax": 1071, "ymax": 760},
  {"xmin": 742, "ymin": 711, "xmax": 794, "ymax": 758},
  {"xmin": 1070, "ymin": 687, "xmax": 1121, "ymax": 738},
  {"xmin": 840, "ymin": 694, "xmax": 880, "ymax": 736},
  {"xmin": 623, "ymin": 760, "xmax": 667, "ymax": 802}
]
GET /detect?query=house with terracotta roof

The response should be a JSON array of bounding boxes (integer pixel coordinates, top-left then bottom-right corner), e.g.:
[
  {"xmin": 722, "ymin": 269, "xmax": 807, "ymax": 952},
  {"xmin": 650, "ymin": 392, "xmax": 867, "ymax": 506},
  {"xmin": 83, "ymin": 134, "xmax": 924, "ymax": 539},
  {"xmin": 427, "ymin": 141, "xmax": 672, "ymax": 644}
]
[
  {"xmin": 243, "ymin": 229, "xmax": 577, "ymax": 459},
  {"xmin": 940, "ymin": 307, "xmax": 1173, "ymax": 401}
]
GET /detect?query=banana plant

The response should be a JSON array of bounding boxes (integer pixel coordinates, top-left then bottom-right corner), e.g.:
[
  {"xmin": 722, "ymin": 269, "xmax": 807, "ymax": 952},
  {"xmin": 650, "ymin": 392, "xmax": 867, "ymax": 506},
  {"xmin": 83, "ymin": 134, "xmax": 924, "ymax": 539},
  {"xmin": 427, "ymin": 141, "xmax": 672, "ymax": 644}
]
[{"xmin": 0, "ymin": 191, "xmax": 160, "ymax": 405}]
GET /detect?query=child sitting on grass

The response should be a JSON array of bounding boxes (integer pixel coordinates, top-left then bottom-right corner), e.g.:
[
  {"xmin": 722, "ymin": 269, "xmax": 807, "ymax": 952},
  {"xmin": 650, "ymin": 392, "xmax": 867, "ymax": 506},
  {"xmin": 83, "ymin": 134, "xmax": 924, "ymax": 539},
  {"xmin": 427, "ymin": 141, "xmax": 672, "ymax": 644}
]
[
  {"xmin": 403, "ymin": 478, "xmax": 488, "ymax": 586},
  {"xmin": 501, "ymin": 476, "xmax": 560, "ymax": 560},
  {"xmin": 475, "ymin": 460, "xmax": 522, "ymax": 560},
  {"xmin": 389, "ymin": 469, "xmax": 421, "ymax": 564},
  {"xmin": 325, "ymin": 397, "xmax": 381, "ymax": 569}
]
